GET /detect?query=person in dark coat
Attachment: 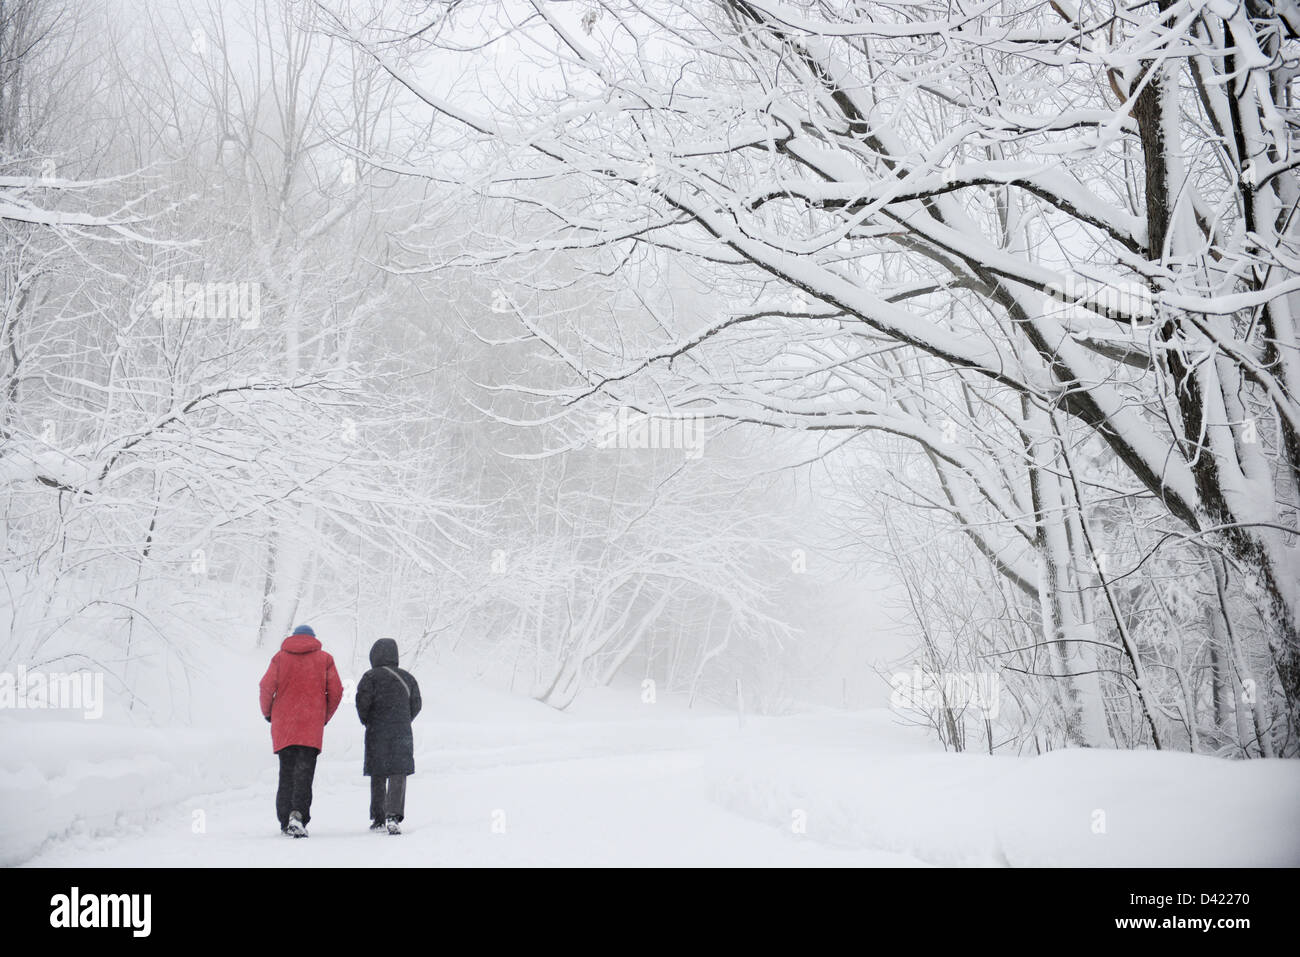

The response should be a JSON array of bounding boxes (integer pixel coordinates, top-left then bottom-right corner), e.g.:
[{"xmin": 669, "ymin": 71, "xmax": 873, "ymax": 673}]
[
  {"xmin": 259, "ymin": 624, "xmax": 343, "ymax": 838},
  {"xmin": 355, "ymin": 638, "xmax": 422, "ymax": 834}
]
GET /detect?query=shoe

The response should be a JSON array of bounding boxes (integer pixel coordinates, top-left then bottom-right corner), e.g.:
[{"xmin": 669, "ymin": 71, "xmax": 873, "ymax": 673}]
[
  {"xmin": 287, "ymin": 810, "xmax": 308, "ymax": 838},
  {"xmin": 369, "ymin": 820, "xmax": 386, "ymax": 832},
  {"xmin": 386, "ymin": 816, "xmax": 401, "ymax": 835}
]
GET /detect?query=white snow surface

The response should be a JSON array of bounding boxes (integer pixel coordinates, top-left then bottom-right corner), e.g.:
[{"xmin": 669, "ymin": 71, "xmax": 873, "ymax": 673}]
[{"xmin": 3, "ymin": 657, "xmax": 1298, "ymax": 868}]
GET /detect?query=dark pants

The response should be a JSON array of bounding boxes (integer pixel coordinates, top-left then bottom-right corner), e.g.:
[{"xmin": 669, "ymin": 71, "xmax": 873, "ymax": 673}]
[
  {"xmin": 369, "ymin": 774, "xmax": 407, "ymax": 822},
  {"xmin": 276, "ymin": 745, "xmax": 320, "ymax": 829}
]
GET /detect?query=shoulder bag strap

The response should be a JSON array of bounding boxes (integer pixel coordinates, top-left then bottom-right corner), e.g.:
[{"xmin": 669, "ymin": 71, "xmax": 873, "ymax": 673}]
[{"xmin": 382, "ymin": 665, "xmax": 411, "ymax": 698}]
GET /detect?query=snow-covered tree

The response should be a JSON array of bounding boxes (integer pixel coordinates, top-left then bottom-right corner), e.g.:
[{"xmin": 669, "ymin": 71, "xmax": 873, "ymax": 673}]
[{"xmin": 337, "ymin": 0, "xmax": 1300, "ymax": 751}]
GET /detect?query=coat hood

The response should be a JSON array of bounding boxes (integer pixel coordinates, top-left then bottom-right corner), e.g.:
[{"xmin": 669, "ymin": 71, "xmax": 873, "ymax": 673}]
[
  {"xmin": 369, "ymin": 638, "xmax": 399, "ymax": 668},
  {"xmin": 282, "ymin": 634, "xmax": 322, "ymax": 655}
]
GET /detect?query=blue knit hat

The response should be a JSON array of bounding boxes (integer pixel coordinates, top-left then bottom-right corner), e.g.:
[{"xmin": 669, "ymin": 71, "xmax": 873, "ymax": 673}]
[{"xmin": 291, "ymin": 624, "xmax": 316, "ymax": 637}]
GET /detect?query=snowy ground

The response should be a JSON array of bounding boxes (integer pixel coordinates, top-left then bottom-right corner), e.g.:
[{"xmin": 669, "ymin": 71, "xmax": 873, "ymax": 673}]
[{"xmin": 5, "ymin": 674, "xmax": 1300, "ymax": 867}]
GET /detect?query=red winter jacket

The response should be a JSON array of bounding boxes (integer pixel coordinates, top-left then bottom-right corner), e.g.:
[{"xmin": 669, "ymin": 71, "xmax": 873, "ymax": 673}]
[{"xmin": 259, "ymin": 634, "xmax": 343, "ymax": 753}]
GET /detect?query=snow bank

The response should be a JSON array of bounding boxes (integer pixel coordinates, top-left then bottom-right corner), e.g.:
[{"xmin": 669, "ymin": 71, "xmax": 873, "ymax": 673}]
[
  {"xmin": 0, "ymin": 718, "xmax": 254, "ymax": 866},
  {"xmin": 705, "ymin": 717, "xmax": 1300, "ymax": 866}
]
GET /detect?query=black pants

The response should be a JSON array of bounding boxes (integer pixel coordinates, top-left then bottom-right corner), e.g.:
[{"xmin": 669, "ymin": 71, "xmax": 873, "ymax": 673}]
[
  {"xmin": 369, "ymin": 774, "xmax": 407, "ymax": 822},
  {"xmin": 276, "ymin": 745, "xmax": 320, "ymax": 829}
]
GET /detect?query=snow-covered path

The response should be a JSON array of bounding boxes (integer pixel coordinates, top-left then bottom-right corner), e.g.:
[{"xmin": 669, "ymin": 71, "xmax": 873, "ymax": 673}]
[
  {"xmin": 9, "ymin": 681, "xmax": 1300, "ymax": 867},
  {"xmin": 22, "ymin": 741, "xmax": 922, "ymax": 868},
  {"xmin": 16, "ymin": 692, "xmax": 931, "ymax": 867}
]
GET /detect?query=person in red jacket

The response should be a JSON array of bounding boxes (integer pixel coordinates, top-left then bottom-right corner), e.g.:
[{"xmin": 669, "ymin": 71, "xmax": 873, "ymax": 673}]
[{"xmin": 259, "ymin": 624, "xmax": 343, "ymax": 837}]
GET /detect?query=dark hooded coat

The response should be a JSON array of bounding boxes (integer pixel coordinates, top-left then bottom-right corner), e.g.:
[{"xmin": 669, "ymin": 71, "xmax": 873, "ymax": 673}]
[{"xmin": 355, "ymin": 639, "xmax": 422, "ymax": 776}]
